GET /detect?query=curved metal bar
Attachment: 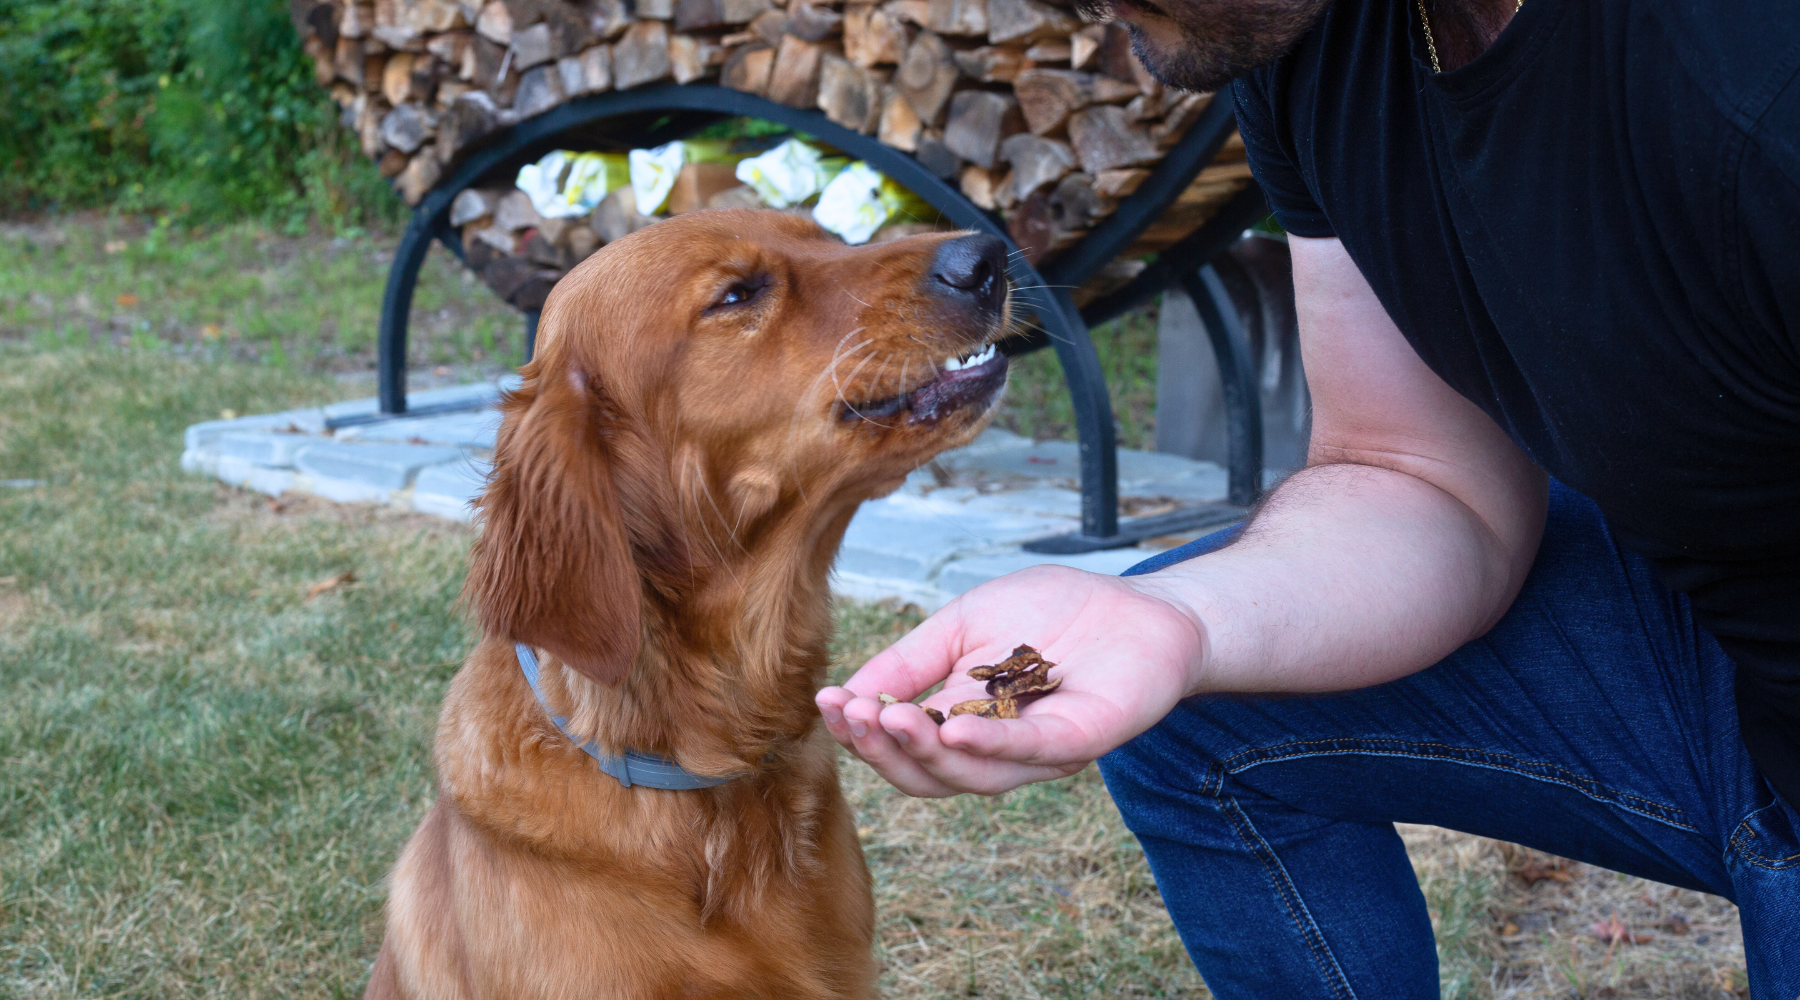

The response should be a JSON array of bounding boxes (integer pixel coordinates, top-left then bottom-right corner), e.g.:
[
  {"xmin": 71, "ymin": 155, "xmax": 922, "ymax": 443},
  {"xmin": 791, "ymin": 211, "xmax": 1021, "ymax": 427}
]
[
  {"xmin": 1181, "ymin": 263, "xmax": 1263, "ymax": 507},
  {"xmin": 377, "ymin": 85, "xmax": 1250, "ymax": 537},
  {"xmin": 1080, "ymin": 183, "xmax": 1269, "ymax": 329}
]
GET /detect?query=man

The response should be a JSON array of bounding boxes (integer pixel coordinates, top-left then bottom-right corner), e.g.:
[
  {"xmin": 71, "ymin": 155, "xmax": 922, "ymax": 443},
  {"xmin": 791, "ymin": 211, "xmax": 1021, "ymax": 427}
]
[{"xmin": 816, "ymin": 0, "xmax": 1800, "ymax": 992}]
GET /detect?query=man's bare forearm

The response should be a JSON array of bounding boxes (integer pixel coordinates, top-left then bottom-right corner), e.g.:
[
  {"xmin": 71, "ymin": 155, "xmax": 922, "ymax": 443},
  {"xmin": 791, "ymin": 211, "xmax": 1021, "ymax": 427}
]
[{"xmin": 1134, "ymin": 456, "xmax": 1546, "ymax": 698}]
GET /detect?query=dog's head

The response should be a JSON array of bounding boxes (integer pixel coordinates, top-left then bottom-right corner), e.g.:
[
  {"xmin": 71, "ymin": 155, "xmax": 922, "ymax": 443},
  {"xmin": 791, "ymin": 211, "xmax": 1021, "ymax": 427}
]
[{"xmin": 466, "ymin": 209, "xmax": 1012, "ymax": 687}]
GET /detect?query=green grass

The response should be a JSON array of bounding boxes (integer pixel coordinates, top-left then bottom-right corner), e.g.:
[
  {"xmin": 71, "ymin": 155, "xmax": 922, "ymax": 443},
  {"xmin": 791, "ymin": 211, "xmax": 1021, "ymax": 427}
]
[{"xmin": 0, "ymin": 333, "xmax": 1201, "ymax": 997}]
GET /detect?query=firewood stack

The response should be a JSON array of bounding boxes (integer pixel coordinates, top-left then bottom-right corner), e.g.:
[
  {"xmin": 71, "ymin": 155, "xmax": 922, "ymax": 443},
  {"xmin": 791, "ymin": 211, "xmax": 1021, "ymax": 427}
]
[{"xmin": 290, "ymin": 0, "xmax": 1253, "ymax": 308}]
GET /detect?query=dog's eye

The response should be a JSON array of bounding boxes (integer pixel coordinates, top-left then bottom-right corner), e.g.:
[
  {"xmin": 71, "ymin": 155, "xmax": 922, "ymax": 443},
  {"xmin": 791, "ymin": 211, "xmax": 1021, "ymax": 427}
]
[{"xmin": 714, "ymin": 277, "xmax": 766, "ymax": 309}]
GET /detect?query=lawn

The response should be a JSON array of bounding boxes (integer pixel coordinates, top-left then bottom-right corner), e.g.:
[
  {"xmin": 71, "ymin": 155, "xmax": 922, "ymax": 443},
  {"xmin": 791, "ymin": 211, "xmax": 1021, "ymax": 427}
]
[{"xmin": 0, "ymin": 216, "xmax": 1748, "ymax": 999}]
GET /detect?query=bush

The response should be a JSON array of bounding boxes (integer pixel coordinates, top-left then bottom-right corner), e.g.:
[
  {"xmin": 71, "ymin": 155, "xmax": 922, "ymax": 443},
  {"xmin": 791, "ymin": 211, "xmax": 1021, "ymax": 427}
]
[{"xmin": 0, "ymin": 0, "xmax": 398, "ymax": 228}]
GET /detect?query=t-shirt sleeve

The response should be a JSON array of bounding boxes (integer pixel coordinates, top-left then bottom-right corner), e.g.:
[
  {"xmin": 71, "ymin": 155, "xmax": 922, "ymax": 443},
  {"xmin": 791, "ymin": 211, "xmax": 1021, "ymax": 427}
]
[{"xmin": 1231, "ymin": 73, "xmax": 1335, "ymax": 238}]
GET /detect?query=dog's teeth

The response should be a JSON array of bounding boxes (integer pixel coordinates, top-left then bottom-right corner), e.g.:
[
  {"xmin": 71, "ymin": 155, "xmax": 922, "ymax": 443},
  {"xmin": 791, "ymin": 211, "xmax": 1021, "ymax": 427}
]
[{"xmin": 941, "ymin": 345, "xmax": 996, "ymax": 372}]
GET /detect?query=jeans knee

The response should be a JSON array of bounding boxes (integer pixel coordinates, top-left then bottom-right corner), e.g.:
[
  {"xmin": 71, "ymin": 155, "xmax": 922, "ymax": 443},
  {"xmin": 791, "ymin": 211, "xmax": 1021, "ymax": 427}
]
[{"xmin": 1099, "ymin": 709, "xmax": 1230, "ymax": 837}]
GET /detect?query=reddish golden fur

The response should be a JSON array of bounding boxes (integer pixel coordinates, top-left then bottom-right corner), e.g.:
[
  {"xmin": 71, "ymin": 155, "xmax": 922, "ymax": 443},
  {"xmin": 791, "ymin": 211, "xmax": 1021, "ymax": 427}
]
[{"xmin": 367, "ymin": 210, "xmax": 1009, "ymax": 999}]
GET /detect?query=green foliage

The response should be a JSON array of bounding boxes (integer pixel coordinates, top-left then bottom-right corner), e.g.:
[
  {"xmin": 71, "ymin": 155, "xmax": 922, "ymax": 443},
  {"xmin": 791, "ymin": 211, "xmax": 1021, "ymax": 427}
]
[{"xmin": 0, "ymin": 0, "xmax": 397, "ymax": 228}]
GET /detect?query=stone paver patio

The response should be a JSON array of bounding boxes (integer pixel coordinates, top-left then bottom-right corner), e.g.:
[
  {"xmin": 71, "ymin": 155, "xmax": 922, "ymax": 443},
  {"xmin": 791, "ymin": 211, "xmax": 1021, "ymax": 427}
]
[{"xmin": 183, "ymin": 378, "xmax": 1232, "ymax": 609}]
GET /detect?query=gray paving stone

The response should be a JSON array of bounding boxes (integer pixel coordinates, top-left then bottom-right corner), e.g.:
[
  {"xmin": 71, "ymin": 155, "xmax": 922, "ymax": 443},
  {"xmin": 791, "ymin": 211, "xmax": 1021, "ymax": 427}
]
[
  {"xmin": 322, "ymin": 380, "xmax": 510, "ymax": 424},
  {"xmin": 217, "ymin": 429, "xmax": 316, "ymax": 468},
  {"xmin": 337, "ymin": 409, "xmax": 502, "ymax": 450},
  {"xmin": 183, "ymin": 407, "xmax": 326, "ymax": 452},
  {"xmin": 413, "ymin": 458, "xmax": 493, "ymax": 521},
  {"xmin": 294, "ymin": 440, "xmax": 465, "ymax": 496},
  {"xmin": 836, "ymin": 495, "xmax": 1076, "ymax": 582},
  {"xmin": 215, "ymin": 456, "xmax": 297, "ymax": 497},
  {"xmin": 934, "ymin": 547, "xmax": 1152, "ymax": 597}
]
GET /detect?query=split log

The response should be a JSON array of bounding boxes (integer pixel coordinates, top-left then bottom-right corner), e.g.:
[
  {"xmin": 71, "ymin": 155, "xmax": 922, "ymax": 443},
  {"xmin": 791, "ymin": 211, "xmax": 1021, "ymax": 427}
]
[
  {"xmin": 567, "ymin": 224, "xmax": 600, "ymax": 260},
  {"xmin": 397, "ymin": 0, "xmax": 465, "ymax": 34},
  {"xmin": 818, "ymin": 54, "xmax": 886, "ymax": 132},
  {"xmin": 635, "ymin": 0, "xmax": 676, "ymax": 18},
  {"xmin": 1007, "ymin": 170, "xmax": 1108, "ymax": 261},
  {"xmin": 380, "ymin": 102, "xmax": 436, "ymax": 151},
  {"xmin": 883, "ymin": 0, "xmax": 931, "ymax": 26},
  {"xmin": 558, "ymin": 45, "xmax": 612, "ymax": 95},
  {"xmin": 1023, "ymin": 39, "xmax": 1068, "ymax": 62},
  {"xmin": 844, "ymin": 4, "xmax": 910, "ymax": 67},
  {"xmin": 704, "ymin": 184, "xmax": 764, "ymax": 209},
  {"xmin": 721, "ymin": 0, "xmax": 774, "ymax": 23},
  {"xmin": 509, "ymin": 22, "xmax": 551, "ymax": 68},
  {"xmin": 877, "ymin": 84, "xmax": 923, "ymax": 150},
  {"xmin": 897, "ymin": 31, "xmax": 959, "ymax": 124},
  {"xmin": 1047, "ymin": 171, "xmax": 1112, "ymax": 229},
  {"xmin": 1069, "ymin": 23, "xmax": 1102, "ymax": 68},
  {"xmin": 674, "ymin": 0, "xmax": 724, "ymax": 32},
  {"xmin": 748, "ymin": 9, "xmax": 790, "ymax": 44},
  {"xmin": 787, "ymin": 2, "xmax": 844, "ymax": 41},
  {"xmin": 494, "ymin": 189, "xmax": 545, "ymax": 231},
  {"xmin": 483, "ymin": 255, "xmax": 536, "ymax": 301},
  {"xmin": 999, "ymin": 132, "xmax": 1075, "ymax": 199},
  {"xmin": 307, "ymin": 34, "xmax": 338, "ymax": 86},
  {"xmin": 914, "ymin": 129, "xmax": 962, "ymax": 177},
  {"xmin": 397, "ymin": 152, "xmax": 443, "ymax": 204},
  {"xmin": 985, "ymin": 0, "xmax": 1075, "ymax": 45},
  {"xmin": 449, "ymin": 187, "xmax": 500, "ymax": 225},
  {"xmin": 526, "ymin": 232, "xmax": 577, "ymax": 269},
  {"xmin": 584, "ymin": 0, "xmax": 632, "ymax": 38},
  {"xmin": 468, "ymin": 223, "xmax": 519, "ymax": 254},
  {"xmin": 953, "ymin": 45, "xmax": 1027, "ymax": 83},
  {"xmin": 424, "ymin": 29, "xmax": 471, "ymax": 65},
  {"xmin": 666, "ymin": 161, "xmax": 744, "ymax": 213},
  {"xmin": 342, "ymin": 1, "xmax": 377, "ymax": 38},
  {"xmin": 591, "ymin": 186, "xmax": 659, "ymax": 242},
  {"xmin": 767, "ymin": 34, "xmax": 826, "ymax": 107},
  {"xmin": 1066, "ymin": 103, "xmax": 1159, "ymax": 172},
  {"xmin": 943, "ymin": 90, "xmax": 1023, "ymax": 169},
  {"xmin": 1091, "ymin": 166, "xmax": 1147, "ymax": 197},
  {"xmin": 436, "ymin": 90, "xmax": 498, "ymax": 162},
  {"xmin": 335, "ymin": 37, "xmax": 368, "ymax": 87},
  {"xmin": 380, "ymin": 148, "xmax": 410, "ymax": 177},
  {"xmin": 959, "ymin": 164, "xmax": 1000, "ymax": 209},
  {"xmin": 371, "ymin": 24, "xmax": 425, "ymax": 50},
  {"xmin": 722, "ymin": 42, "xmax": 776, "ymax": 94},
  {"xmin": 926, "ymin": 0, "xmax": 987, "ymax": 36},
  {"xmin": 613, "ymin": 20, "xmax": 673, "ymax": 88},
  {"xmin": 514, "ymin": 62, "xmax": 566, "ymax": 115},
  {"xmin": 1098, "ymin": 22, "xmax": 1159, "ymax": 98},
  {"xmin": 1013, "ymin": 68, "xmax": 1138, "ymax": 134},
  {"xmin": 1149, "ymin": 90, "xmax": 1210, "ymax": 145},
  {"xmin": 668, "ymin": 33, "xmax": 721, "ymax": 83},
  {"xmin": 475, "ymin": 0, "xmax": 512, "ymax": 42},
  {"xmin": 356, "ymin": 95, "xmax": 391, "ymax": 156},
  {"xmin": 992, "ymin": 167, "xmax": 1019, "ymax": 209}
]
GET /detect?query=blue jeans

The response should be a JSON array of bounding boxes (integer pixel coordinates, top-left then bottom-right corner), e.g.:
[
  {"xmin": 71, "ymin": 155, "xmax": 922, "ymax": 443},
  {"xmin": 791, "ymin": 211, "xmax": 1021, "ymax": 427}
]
[{"xmin": 1100, "ymin": 482, "xmax": 1799, "ymax": 998}]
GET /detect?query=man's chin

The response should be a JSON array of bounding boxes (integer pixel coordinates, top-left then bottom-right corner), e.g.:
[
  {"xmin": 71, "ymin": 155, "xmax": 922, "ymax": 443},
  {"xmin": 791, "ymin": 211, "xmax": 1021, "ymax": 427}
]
[{"xmin": 1112, "ymin": 0, "xmax": 1332, "ymax": 92}]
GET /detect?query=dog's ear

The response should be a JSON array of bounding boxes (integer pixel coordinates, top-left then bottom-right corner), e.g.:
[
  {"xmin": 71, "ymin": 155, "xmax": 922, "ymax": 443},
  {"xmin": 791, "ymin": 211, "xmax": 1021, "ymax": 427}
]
[{"xmin": 465, "ymin": 369, "xmax": 643, "ymax": 686}]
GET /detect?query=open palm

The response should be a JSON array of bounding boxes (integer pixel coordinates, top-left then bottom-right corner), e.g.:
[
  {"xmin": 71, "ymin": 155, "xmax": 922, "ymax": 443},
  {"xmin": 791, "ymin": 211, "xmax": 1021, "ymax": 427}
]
[{"xmin": 817, "ymin": 563, "xmax": 1207, "ymax": 797}]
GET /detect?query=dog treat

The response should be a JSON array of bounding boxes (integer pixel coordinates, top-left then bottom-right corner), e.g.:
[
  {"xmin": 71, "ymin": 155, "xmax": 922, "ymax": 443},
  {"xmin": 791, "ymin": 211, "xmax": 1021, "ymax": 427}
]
[
  {"xmin": 889, "ymin": 644, "xmax": 1060, "ymax": 725},
  {"xmin": 877, "ymin": 691, "xmax": 947, "ymax": 725}
]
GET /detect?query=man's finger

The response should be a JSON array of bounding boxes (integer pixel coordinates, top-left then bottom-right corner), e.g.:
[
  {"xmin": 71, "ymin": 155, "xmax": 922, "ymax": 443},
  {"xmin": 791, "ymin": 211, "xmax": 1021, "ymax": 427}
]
[
  {"xmin": 839, "ymin": 695, "xmax": 962, "ymax": 796},
  {"xmin": 877, "ymin": 704, "xmax": 1090, "ymax": 794}
]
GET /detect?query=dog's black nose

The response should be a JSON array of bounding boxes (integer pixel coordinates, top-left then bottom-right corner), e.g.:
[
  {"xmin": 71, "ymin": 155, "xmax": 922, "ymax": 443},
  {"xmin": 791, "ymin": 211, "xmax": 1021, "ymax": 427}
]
[{"xmin": 930, "ymin": 233, "xmax": 1008, "ymax": 315}]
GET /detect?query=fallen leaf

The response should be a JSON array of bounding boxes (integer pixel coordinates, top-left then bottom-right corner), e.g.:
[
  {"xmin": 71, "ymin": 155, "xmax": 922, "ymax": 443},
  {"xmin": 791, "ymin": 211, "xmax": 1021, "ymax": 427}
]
[
  {"xmin": 1661, "ymin": 912, "xmax": 1689, "ymax": 935},
  {"xmin": 265, "ymin": 497, "xmax": 290, "ymax": 514},
  {"xmin": 305, "ymin": 571, "xmax": 356, "ymax": 601},
  {"xmin": 219, "ymin": 409, "xmax": 238, "ymax": 420},
  {"xmin": 0, "ymin": 576, "xmax": 17, "ymax": 587},
  {"xmin": 1512, "ymin": 858, "xmax": 1573, "ymax": 885},
  {"xmin": 1588, "ymin": 911, "xmax": 1652, "ymax": 945},
  {"xmin": 115, "ymin": 292, "xmax": 139, "ymax": 307},
  {"xmin": 433, "ymin": 365, "xmax": 452, "ymax": 377},
  {"xmin": 201, "ymin": 323, "xmax": 223, "ymax": 339},
  {"xmin": 1499, "ymin": 920, "xmax": 1520, "ymax": 936},
  {"xmin": 103, "ymin": 239, "xmax": 128, "ymax": 254}
]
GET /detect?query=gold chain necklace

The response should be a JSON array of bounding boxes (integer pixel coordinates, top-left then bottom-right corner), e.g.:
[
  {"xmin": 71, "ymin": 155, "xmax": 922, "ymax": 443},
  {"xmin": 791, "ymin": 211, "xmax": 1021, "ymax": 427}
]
[{"xmin": 1416, "ymin": 0, "xmax": 1524, "ymax": 73}]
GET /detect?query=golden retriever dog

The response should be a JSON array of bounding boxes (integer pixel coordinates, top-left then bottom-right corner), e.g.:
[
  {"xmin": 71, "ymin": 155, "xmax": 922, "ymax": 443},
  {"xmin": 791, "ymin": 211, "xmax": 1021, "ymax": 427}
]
[{"xmin": 364, "ymin": 209, "xmax": 1012, "ymax": 999}]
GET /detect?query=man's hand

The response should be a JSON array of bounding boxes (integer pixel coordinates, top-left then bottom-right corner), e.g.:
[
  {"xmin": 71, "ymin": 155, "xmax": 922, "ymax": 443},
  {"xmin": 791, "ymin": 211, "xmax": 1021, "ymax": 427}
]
[{"xmin": 815, "ymin": 564, "xmax": 1206, "ymax": 797}]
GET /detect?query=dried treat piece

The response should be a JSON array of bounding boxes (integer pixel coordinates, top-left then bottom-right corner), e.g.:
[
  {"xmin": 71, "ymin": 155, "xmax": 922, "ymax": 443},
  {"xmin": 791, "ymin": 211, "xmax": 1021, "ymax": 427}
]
[
  {"xmin": 923, "ymin": 707, "xmax": 946, "ymax": 725},
  {"xmin": 877, "ymin": 692, "xmax": 900, "ymax": 706},
  {"xmin": 966, "ymin": 643, "xmax": 1060, "ymax": 702},
  {"xmin": 992, "ymin": 673, "xmax": 1061, "ymax": 700},
  {"xmin": 947, "ymin": 697, "xmax": 1020, "ymax": 719}
]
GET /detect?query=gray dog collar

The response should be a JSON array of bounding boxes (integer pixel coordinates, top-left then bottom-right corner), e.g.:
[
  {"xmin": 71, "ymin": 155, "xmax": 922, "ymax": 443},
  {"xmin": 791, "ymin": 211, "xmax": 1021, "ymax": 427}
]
[{"xmin": 514, "ymin": 643, "xmax": 739, "ymax": 790}]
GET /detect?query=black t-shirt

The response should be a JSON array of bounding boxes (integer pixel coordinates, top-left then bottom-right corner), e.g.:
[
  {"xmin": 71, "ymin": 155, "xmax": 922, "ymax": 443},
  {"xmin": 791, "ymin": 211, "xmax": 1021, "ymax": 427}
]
[{"xmin": 1232, "ymin": 0, "xmax": 1800, "ymax": 804}]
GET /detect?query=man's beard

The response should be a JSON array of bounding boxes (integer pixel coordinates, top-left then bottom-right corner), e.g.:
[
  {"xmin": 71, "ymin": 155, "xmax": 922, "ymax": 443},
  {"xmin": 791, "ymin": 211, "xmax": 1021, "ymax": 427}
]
[{"xmin": 1072, "ymin": 0, "xmax": 1331, "ymax": 92}]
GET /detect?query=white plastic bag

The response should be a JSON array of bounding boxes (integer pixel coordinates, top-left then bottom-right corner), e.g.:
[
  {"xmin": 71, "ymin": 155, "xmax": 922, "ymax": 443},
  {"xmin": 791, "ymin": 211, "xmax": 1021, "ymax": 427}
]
[
  {"xmin": 812, "ymin": 162, "xmax": 892, "ymax": 245},
  {"xmin": 734, "ymin": 138, "xmax": 834, "ymax": 209},
  {"xmin": 629, "ymin": 141, "xmax": 686, "ymax": 216},
  {"xmin": 516, "ymin": 150, "xmax": 627, "ymax": 218}
]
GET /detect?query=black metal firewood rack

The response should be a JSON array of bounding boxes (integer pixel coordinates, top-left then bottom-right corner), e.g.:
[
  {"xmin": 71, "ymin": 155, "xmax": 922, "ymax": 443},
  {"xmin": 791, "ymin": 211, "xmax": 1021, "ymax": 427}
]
[{"xmin": 374, "ymin": 82, "xmax": 1269, "ymax": 550}]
